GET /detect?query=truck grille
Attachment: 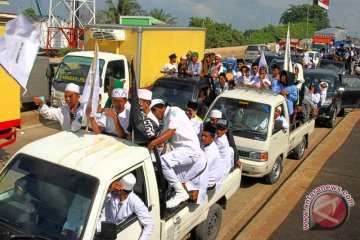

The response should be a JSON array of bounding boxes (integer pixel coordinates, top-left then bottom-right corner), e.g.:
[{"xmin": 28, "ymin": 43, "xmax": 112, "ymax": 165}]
[{"xmin": 238, "ymin": 150, "xmax": 249, "ymax": 158}]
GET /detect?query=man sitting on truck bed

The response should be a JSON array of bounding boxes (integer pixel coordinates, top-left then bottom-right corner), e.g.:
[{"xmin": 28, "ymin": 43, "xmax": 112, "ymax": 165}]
[
  {"xmin": 33, "ymin": 83, "xmax": 82, "ymax": 131},
  {"xmin": 147, "ymin": 99, "xmax": 208, "ymax": 208},
  {"xmin": 87, "ymin": 88, "xmax": 128, "ymax": 138},
  {"xmin": 97, "ymin": 173, "xmax": 154, "ymax": 240}
]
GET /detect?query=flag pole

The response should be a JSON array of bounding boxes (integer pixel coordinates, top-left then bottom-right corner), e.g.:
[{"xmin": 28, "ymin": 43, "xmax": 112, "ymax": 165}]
[{"xmin": 85, "ymin": 42, "xmax": 98, "ymax": 132}]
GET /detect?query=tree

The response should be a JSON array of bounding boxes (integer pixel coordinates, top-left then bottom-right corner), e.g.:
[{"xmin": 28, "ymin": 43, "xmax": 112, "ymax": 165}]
[
  {"xmin": 104, "ymin": 0, "xmax": 146, "ymax": 24},
  {"xmin": 189, "ymin": 17, "xmax": 244, "ymax": 48},
  {"xmin": 279, "ymin": 4, "xmax": 330, "ymax": 30},
  {"xmin": 149, "ymin": 8, "xmax": 178, "ymax": 26},
  {"xmin": 23, "ymin": 8, "xmax": 36, "ymax": 18}
]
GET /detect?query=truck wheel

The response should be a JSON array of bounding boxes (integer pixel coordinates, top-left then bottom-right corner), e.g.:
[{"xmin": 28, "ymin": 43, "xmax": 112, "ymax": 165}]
[
  {"xmin": 293, "ymin": 136, "xmax": 307, "ymax": 160},
  {"xmin": 326, "ymin": 108, "xmax": 337, "ymax": 128},
  {"xmin": 194, "ymin": 203, "xmax": 222, "ymax": 240},
  {"xmin": 264, "ymin": 156, "xmax": 282, "ymax": 184}
]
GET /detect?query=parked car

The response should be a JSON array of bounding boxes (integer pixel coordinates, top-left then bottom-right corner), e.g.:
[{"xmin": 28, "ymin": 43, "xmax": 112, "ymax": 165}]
[
  {"xmin": 308, "ymin": 51, "xmax": 320, "ymax": 68},
  {"xmin": 269, "ymin": 57, "xmax": 301, "ymax": 72},
  {"xmin": 318, "ymin": 59, "xmax": 346, "ymax": 74},
  {"xmin": 244, "ymin": 44, "xmax": 271, "ymax": 63},
  {"xmin": 151, "ymin": 76, "xmax": 212, "ymax": 118},
  {"xmin": 340, "ymin": 74, "xmax": 360, "ymax": 109},
  {"xmin": 303, "ymin": 69, "xmax": 342, "ymax": 128}
]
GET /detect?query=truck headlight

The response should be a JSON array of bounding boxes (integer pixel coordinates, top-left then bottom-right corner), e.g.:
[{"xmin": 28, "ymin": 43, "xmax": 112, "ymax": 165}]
[
  {"xmin": 249, "ymin": 151, "xmax": 268, "ymax": 161},
  {"xmin": 322, "ymin": 98, "xmax": 332, "ymax": 106}
]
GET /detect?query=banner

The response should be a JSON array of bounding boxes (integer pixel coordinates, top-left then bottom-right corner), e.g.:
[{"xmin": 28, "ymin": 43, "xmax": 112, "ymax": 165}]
[
  {"xmin": 314, "ymin": 0, "xmax": 329, "ymax": 10},
  {"xmin": 0, "ymin": 14, "xmax": 40, "ymax": 91},
  {"xmin": 82, "ymin": 44, "xmax": 100, "ymax": 122},
  {"xmin": 129, "ymin": 58, "xmax": 157, "ymax": 144},
  {"xmin": 284, "ymin": 23, "xmax": 293, "ymax": 73}
]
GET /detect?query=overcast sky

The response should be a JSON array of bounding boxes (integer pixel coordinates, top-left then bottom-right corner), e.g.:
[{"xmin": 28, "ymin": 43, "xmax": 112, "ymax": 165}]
[{"xmin": 2, "ymin": 0, "xmax": 360, "ymax": 37}]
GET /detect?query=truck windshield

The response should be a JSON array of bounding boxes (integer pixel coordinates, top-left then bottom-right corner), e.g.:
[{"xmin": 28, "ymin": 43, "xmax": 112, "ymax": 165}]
[
  {"xmin": 152, "ymin": 82, "xmax": 194, "ymax": 108},
  {"xmin": 0, "ymin": 153, "xmax": 98, "ymax": 240},
  {"xmin": 54, "ymin": 55, "xmax": 105, "ymax": 86},
  {"xmin": 206, "ymin": 97, "xmax": 271, "ymax": 141}
]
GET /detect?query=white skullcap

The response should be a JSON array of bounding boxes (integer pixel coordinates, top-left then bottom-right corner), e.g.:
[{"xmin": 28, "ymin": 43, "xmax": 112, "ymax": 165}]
[
  {"xmin": 210, "ymin": 109, "xmax": 222, "ymax": 118},
  {"xmin": 355, "ymin": 66, "xmax": 360, "ymax": 71},
  {"xmin": 112, "ymin": 88, "xmax": 128, "ymax": 98},
  {"xmin": 120, "ymin": 173, "xmax": 136, "ymax": 191},
  {"xmin": 215, "ymin": 54, "xmax": 222, "ymax": 59},
  {"xmin": 65, "ymin": 83, "xmax": 80, "ymax": 94},
  {"xmin": 351, "ymin": 44, "xmax": 355, "ymax": 48},
  {"xmin": 138, "ymin": 89, "xmax": 152, "ymax": 101},
  {"xmin": 320, "ymin": 82, "xmax": 328, "ymax": 88},
  {"xmin": 150, "ymin": 99, "xmax": 165, "ymax": 109},
  {"xmin": 180, "ymin": 54, "xmax": 187, "ymax": 60},
  {"xmin": 276, "ymin": 106, "xmax": 282, "ymax": 113}
]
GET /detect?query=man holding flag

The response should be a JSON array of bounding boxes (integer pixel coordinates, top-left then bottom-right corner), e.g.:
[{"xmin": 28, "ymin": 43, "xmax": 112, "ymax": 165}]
[{"xmin": 33, "ymin": 83, "xmax": 82, "ymax": 131}]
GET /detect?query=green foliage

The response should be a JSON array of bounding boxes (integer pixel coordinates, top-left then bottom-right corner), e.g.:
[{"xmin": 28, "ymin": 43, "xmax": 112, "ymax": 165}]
[
  {"xmin": 149, "ymin": 8, "xmax": 178, "ymax": 26},
  {"xmin": 188, "ymin": 17, "xmax": 243, "ymax": 48},
  {"xmin": 280, "ymin": 4, "xmax": 330, "ymax": 30},
  {"xmin": 57, "ymin": 48, "xmax": 78, "ymax": 57},
  {"xmin": 104, "ymin": 0, "xmax": 146, "ymax": 24},
  {"xmin": 23, "ymin": 8, "xmax": 36, "ymax": 18},
  {"xmin": 243, "ymin": 22, "xmax": 317, "ymax": 45}
]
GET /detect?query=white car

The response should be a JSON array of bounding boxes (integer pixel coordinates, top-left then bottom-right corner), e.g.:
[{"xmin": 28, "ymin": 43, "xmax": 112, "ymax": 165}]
[{"xmin": 308, "ymin": 51, "xmax": 321, "ymax": 68}]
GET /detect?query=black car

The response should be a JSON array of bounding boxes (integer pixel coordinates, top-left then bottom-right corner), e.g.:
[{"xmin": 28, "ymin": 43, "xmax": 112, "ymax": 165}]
[
  {"xmin": 340, "ymin": 74, "xmax": 360, "ymax": 109},
  {"xmin": 151, "ymin": 76, "xmax": 212, "ymax": 118},
  {"xmin": 318, "ymin": 59, "xmax": 346, "ymax": 74},
  {"xmin": 303, "ymin": 69, "xmax": 342, "ymax": 128}
]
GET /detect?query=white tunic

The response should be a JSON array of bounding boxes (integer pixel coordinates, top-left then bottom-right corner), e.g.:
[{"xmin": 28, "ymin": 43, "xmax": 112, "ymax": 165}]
[
  {"xmin": 63, "ymin": 194, "xmax": 91, "ymax": 234},
  {"xmin": 190, "ymin": 116, "xmax": 203, "ymax": 140},
  {"xmin": 162, "ymin": 106, "xmax": 201, "ymax": 152},
  {"xmin": 103, "ymin": 108, "xmax": 130, "ymax": 135},
  {"xmin": 97, "ymin": 192, "xmax": 154, "ymax": 240},
  {"xmin": 161, "ymin": 63, "xmax": 178, "ymax": 76},
  {"xmin": 215, "ymin": 134, "xmax": 234, "ymax": 181},
  {"xmin": 203, "ymin": 142, "xmax": 222, "ymax": 190},
  {"xmin": 39, "ymin": 104, "xmax": 81, "ymax": 131}
]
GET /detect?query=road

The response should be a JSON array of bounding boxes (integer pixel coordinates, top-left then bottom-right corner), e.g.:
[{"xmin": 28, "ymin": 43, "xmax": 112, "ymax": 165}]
[{"xmin": 0, "ymin": 110, "xmax": 355, "ymax": 239}]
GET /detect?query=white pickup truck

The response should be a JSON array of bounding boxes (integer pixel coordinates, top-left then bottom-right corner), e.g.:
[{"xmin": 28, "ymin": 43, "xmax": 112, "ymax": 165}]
[
  {"xmin": 204, "ymin": 87, "xmax": 315, "ymax": 184},
  {"xmin": 0, "ymin": 131, "xmax": 241, "ymax": 240}
]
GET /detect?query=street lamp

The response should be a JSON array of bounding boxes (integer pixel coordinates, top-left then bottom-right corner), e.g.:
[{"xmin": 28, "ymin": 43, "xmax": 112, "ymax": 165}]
[{"xmin": 342, "ymin": 14, "xmax": 353, "ymax": 29}]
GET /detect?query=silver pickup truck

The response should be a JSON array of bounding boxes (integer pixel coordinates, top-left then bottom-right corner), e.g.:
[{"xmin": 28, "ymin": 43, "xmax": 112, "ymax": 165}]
[{"xmin": 204, "ymin": 87, "xmax": 315, "ymax": 184}]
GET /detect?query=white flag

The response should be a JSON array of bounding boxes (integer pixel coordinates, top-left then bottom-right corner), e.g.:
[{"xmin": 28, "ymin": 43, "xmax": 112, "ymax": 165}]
[
  {"xmin": 0, "ymin": 14, "xmax": 40, "ymax": 91},
  {"xmin": 284, "ymin": 23, "xmax": 293, "ymax": 73},
  {"xmin": 259, "ymin": 50, "xmax": 268, "ymax": 69},
  {"xmin": 81, "ymin": 44, "xmax": 100, "ymax": 120}
]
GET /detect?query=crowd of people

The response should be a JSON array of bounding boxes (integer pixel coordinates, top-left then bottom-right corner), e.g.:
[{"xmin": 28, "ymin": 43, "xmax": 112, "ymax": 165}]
[{"xmin": 31, "ymin": 47, "xmax": 335, "ymax": 239}]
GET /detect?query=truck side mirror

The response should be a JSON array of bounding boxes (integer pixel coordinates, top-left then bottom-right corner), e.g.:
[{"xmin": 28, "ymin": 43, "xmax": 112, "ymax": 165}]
[
  {"xmin": 273, "ymin": 119, "xmax": 283, "ymax": 133},
  {"xmin": 99, "ymin": 221, "xmax": 117, "ymax": 240}
]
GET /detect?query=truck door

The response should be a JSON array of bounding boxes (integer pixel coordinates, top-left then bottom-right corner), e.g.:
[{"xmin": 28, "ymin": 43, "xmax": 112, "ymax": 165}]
[
  {"xmin": 341, "ymin": 76, "xmax": 360, "ymax": 108},
  {"xmin": 96, "ymin": 165, "xmax": 157, "ymax": 240},
  {"xmin": 269, "ymin": 104, "xmax": 289, "ymax": 162}
]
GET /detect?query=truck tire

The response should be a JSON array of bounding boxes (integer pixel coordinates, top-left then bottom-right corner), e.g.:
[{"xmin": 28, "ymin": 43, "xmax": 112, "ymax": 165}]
[
  {"xmin": 264, "ymin": 156, "xmax": 282, "ymax": 184},
  {"xmin": 194, "ymin": 203, "xmax": 222, "ymax": 240},
  {"xmin": 293, "ymin": 136, "xmax": 307, "ymax": 160},
  {"xmin": 326, "ymin": 108, "xmax": 337, "ymax": 128}
]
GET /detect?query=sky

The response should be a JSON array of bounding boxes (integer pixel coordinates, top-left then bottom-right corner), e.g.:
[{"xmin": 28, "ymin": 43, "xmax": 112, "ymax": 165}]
[{"xmin": 1, "ymin": 0, "xmax": 360, "ymax": 37}]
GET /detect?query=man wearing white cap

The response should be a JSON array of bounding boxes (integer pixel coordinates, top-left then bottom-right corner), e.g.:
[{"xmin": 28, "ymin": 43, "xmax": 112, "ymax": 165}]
[
  {"xmin": 33, "ymin": 83, "xmax": 81, "ymax": 131},
  {"xmin": 210, "ymin": 54, "xmax": 224, "ymax": 79},
  {"xmin": 97, "ymin": 173, "xmax": 154, "ymax": 240},
  {"xmin": 148, "ymin": 99, "xmax": 208, "ymax": 208},
  {"xmin": 137, "ymin": 89, "xmax": 159, "ymax": 127},
  {"xmin": 209, "ymin": 109, "xmax": 241, "ymax": 168},
  {"xmin": 354, "ymin": 66, "xmax": 360, "ymax": 76},
  {"xmin": 274, "ymin": 106, "xmax": 289, "ymax": 129},
  {"xmin": 88, "ymin": 88, "xmax": 129, "ymax": 138}
]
